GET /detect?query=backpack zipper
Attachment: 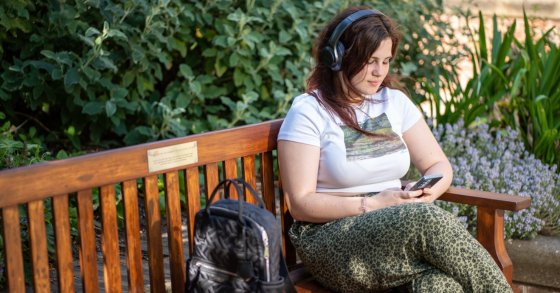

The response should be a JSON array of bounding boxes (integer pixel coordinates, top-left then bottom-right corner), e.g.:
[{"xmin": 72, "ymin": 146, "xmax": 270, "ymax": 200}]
[
  {"xmin": 210, "ymin": 206, "xmax": 271, "ymax": 282},
  {"xmin": 195, "ymin": 261, "xmax": 237, "ymax": 277}
]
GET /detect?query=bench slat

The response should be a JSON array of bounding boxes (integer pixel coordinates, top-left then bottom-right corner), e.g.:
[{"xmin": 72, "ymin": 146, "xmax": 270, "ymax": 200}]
[
  {"xmin": 204, "ymin": 163, "xmax": 220, "ymax": 204},
  {"xmin": 164, "ymin": 172, "xmax": 186, "ymax": 293},
  {"xmin": 223, "ymin": 158, "xmax": 238, "ymax": 199},
  {"xmin": 142, "ymin": 176, "xmax": 166, "ymax": 293},
  {"xmin": 76, "ymin": 190, "xmax": 100, "ymax": 293},
  {"xmin": 260, "ymin": 151, "xmax": 275, "ymax": 215},
  {"xmin": 242, "ymin": 155, "xmax": 258, "ymax": 205},
  {"xmin": 2, "ymin": 205, "xmax": 25, "ymax": 292},
  {"xmin": 122, "ymin": 180, "xmax": 145, "ymax": 292},
  {"xmin": 0, "ymin": 119, "xmax": 284, "ymax": 209},
  {"xmin": 278, "ymin": 170, "xmax": 297, "ymax": 266},
  {"xmin": 51, "ymin": 195, "xmax": 76, "ymax": 293},
  {"xmin": 185, "ymin": 167, "xmax": 201, "ymax": 257},
  {"xmin": 27, "ymin": 200, "xmax": 52, "ymax": 293},
  {"xmin": 99, "ymin": 185, "xmax": 123, "ymax": 293}
]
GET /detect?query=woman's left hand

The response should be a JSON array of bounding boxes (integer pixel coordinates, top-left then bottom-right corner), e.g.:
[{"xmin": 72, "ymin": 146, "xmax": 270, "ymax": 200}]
[{"xmin": 404, "ymin": 182, "xmax": 436, "ymax": 203}]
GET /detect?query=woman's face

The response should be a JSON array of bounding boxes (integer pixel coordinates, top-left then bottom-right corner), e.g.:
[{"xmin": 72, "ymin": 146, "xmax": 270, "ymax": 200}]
[{"xmin": 343, "ymin": 38, "xmax": 393, "ymax": 101}]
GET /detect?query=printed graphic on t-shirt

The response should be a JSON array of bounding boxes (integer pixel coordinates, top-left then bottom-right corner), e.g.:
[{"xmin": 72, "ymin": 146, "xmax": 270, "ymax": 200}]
[{"xmin": 341, "ymin": 113, "xmax": 406, "ymax": 161}]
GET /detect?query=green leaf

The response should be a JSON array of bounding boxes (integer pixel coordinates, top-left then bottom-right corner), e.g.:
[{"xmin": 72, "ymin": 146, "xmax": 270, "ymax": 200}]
[
  {"xmin": 242, "ymin": 91, "xmax": 259, "ymax": 103},
  {"xmin": 478, "ymin": 11, "xmax": 488, "ymax": 61},
  {"xmin": 111, "ymin": 88, "xmax": 128, "ymax": 101},
  {"xmin": 202, "ymin": 48, "xmax": 217, "ymax": 57},
  {"xmin": 0, "ymin": 139, "xmax": 23, "ymax": 153},
  {"xmin": 227, "ymin": 9, "xmax": 245, "ymax": 22},
  {"xmin": 106, "ymin": 101, "xmax": 117, "ymax": 117},
  {"xmin": 103, "ymin": 21, "xmax": 109, "ymax": 34},
  {"xmin": 213, "ymin": 35, "xmax": 227, "ymax": 47},
  {"xmin": 189, "ymin": 81, "xmax": 201, "ymax": 94},
  {"xmin": 202, "ymin": 85, "xmax": 225, "ymax": 98},
  {"xmin": 33, "ymin": 84, "xmax": 44, "ymax": 100},
  {"xmin": 215, "ymin": 60, "xmax": 228, "ymax": 77},
  {"xmin": 107, "ymin": 29, "xmax": 127, "ymax": 40},
  {"xmin": 41, "ymin": 50, "xmax": 56, "ymax": 59},
  {"xmin": 533, "ymin": 95, "xmax": 548, "ymax": 104},
  {"xmin": 0, "ymin": 89, "xmax": 8, "ymax": 101},
  {"xmin": 122, "ymin": 71, "xmax": 135, "ymax": 87},
  {"xmin": 52, "ymin": 69, "xmax": 63, "ymax": 80},
  {"xmin": 236, "ymin": 100, "xmax": 247, "ymax": 111},
  {"xmin": 0, "ymin": 112, "xmax": 5, "ymax": 119},
  {"xmin": 279, "ymin": 30, "xmax": 292, "ymax": 43},
  {"xmin": 64, "ymin": 68, "xmax": 80, "ymax": 88},
  {"xmin": 275, "ymin": 47, "xmax": 292, "ymax": 56},
  {"xmin": 136, "ymin": 126, "xmax": 154, "ymax": 137},
  {"xmin": 78, "ymin": 34, "xmax": 95, "ymax": 47},
  {"xmin": 220, "ymin": 96, "xmax": 236, "ymax": 111},
  {"xmin": 176, "ymin": 93, "xmax": 190, "ymax": 108},
  {"xmin": 111, "ymin": 116, "xmax": 120, "ymax": 126},
  {"xmin": 56, "ymin": 150, "xmax": 68, "ymax": 159},
  {"xmin": 30, "ymin": 34, "xmax": 42, "ymax": 43},
  {"xmin": 196, "ymin": 75, "xmax": 215, "ymax": 84},
  {"xmin": 174, "ymin": 39, "xmax": 187, "ymax": 57},
  {"xmin": 82, "ymin": 101, "xmax": 103, "ymax": 115},
  {"xmin": 229, "ymin": 53, "xmax": 239, "ymax": 66},
  {"xmin": 233, "ymin": 68, "xmax": 245, "ymax": 87},
  {"xmin": 85, "ymin": 27, "xmax": 101, "ymax": 37},
  {"xmin": 179, "ymin": 64, "xmax": 193, "ymax": 79}
]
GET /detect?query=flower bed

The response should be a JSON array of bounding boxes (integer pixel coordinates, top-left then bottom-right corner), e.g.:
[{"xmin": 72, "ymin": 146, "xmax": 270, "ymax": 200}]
[{"xmin": 407, "ymin": 118, "xmax": 560, "ymax": 239}]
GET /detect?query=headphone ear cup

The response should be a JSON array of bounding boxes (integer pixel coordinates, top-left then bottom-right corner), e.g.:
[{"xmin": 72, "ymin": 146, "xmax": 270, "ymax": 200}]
[
  {"xmin": 321, "ymin": 45, "xmax": 336, "ymax": 69},
  {"xmin": 331, "ymin": 41, "xmax": 345, "ymax": 71}
]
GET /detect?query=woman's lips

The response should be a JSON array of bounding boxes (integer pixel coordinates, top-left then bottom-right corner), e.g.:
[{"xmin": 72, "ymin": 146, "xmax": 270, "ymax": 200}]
[{"xmin": 369, "ymin": 81, "xmax": 380, "ymax": 86}]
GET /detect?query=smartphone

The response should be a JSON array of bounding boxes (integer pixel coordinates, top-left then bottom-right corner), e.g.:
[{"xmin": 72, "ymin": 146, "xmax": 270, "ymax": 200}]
[{"xmin": 409, "ymin": 174, "xmax": 443, "ymax": 191}]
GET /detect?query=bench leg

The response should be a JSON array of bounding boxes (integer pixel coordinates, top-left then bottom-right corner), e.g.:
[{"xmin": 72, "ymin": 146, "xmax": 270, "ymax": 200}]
[{"xmin": 477, "ymin": 207, "xmax": 513, "ymax": 287}]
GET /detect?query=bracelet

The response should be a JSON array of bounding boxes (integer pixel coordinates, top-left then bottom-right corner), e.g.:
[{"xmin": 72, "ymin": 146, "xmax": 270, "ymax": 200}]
[{"xmin": 362, "ymin": 197, "xmax": 367, "ymax": 214}]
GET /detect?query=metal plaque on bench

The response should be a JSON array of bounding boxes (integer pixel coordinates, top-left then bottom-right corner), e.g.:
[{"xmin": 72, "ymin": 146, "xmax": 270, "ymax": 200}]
[{"xmin": 147, "ymin": 141, "xmax": 198, "ymax": 172}]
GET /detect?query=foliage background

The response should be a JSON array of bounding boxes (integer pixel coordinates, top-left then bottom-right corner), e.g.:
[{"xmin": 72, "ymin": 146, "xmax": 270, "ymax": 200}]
[{"xmin": 0, "ymin": 0, "xmax": 460, "ymax": 153}]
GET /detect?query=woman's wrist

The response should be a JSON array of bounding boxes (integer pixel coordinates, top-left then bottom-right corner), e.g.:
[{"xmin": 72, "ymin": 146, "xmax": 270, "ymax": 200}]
[{"xmin": 364, "ymin": 196, "xmax": 381, "ymax": 213}]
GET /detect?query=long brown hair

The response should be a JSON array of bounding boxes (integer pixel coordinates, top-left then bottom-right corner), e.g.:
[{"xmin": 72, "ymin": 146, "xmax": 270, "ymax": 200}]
[{"xmin": 307, "ymin": 6, "xmax": 405, "ymax": 137}]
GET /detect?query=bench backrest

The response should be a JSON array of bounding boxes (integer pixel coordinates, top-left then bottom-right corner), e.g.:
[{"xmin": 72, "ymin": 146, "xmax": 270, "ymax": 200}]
[{"xmin": 0, "ymin": 119, "xmax": 292, "ymax": 293}]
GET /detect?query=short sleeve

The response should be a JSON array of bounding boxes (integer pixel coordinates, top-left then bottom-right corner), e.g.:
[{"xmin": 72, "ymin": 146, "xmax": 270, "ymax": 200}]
[
  {"xmin": 277, "ymin": 95, "xmax": 322, "ymax": 147},
  {"xmin": 391, "ymin": 90, "xmax": 423, "ymax": 133}
]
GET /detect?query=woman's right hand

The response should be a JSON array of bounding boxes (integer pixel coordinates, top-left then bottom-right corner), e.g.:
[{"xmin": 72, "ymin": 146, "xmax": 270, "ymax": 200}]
[{"xmin": 366, "ymin": 187, "xmax": 429, "ymax": 212}]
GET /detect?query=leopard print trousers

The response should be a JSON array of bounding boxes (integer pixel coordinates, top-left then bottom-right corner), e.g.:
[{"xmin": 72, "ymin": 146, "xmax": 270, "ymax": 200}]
[{"xmin": 289, "ymin": 195, "xmax": 513, "ymax": 293}]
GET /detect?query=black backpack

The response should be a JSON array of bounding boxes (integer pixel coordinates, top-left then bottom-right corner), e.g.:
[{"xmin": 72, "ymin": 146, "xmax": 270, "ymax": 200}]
[{"xmin": 185, "ymin": 178, "xmax": 296, "ymax": 293}]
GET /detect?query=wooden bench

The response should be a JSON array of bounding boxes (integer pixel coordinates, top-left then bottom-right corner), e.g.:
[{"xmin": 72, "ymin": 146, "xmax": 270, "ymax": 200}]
[{"xmin": 0, "ymin": 119, "xmax": 531, "ymax": 293}]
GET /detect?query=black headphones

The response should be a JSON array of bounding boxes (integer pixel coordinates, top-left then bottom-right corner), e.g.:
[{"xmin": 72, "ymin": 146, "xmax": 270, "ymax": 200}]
[{"xmin": 321, "ymin": 9, "xmax": 385, "ymax": 71}]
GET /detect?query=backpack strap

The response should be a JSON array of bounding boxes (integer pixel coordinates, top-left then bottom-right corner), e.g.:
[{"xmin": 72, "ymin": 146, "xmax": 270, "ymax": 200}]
[{"xmin": 279, "ymin": 247, "xmax": 297, "ymax": 293}]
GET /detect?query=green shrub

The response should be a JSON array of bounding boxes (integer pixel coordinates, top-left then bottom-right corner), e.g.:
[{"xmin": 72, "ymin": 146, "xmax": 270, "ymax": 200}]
[
  {"xmin": 419, "ymin": 9, "xmax": 560, "ymax": 167},
  {"xmin": 0, "ymin": 0, "xmax": 461, "ymax": 150}
]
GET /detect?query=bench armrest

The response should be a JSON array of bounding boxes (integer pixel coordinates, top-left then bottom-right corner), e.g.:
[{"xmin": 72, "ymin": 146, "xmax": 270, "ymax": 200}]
[{"xmin": 401, "ymin": 181, "xmax": 531, "ymax": 211}]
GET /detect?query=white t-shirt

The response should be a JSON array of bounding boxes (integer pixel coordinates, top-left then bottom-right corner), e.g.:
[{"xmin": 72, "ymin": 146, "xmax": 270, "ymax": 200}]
[{"xmin": 277, "ymin": 87, "xmax": 422, "ymax": 193}]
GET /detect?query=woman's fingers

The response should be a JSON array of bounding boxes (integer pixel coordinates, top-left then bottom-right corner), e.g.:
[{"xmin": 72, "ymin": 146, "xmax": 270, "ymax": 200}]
[{"xmin": 398, "ymin": 190, "xmax": 422, "ymax": 199}]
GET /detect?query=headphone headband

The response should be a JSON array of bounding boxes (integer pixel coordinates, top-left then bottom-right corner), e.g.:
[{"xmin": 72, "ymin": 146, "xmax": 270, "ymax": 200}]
[
  {"xmin": 327, "ymin": 9, "xmax": 384, "ymax": 48},
  {"xmin": 321, "ymin": 9, "xmax": 385, "ymax": 71}
]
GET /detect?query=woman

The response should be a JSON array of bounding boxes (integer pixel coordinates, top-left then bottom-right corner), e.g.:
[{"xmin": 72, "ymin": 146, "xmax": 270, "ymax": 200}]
[{"xmin": 277, "ymin": 6, "xmax": 512, "ymax": 293}]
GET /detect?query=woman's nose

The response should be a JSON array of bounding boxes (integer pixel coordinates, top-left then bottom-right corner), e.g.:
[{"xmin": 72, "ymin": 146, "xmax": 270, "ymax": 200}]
[{"xmin": 372, "ymin": 65, "xmax": 382, "ymax": 76}]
